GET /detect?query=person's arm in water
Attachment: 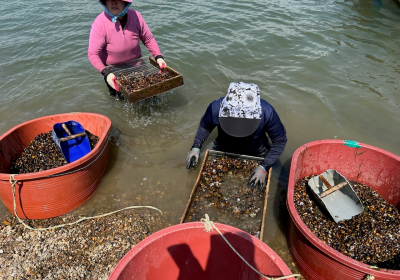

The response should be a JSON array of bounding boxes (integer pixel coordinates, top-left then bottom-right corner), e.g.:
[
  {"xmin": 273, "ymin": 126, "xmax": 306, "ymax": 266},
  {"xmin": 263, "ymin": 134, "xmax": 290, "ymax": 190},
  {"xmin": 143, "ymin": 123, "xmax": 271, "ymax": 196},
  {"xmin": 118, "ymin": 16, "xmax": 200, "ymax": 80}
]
[
  {"xmin": 260, "ymin": 108, "xmax": 287, "ymax": 170},
  {"xmin": 249, "ymin": 105, "xmax": 287, "ymax": 190},
  {"xmin": 186, "ymin": 101, "xmax": 218, "ymax": 169}
]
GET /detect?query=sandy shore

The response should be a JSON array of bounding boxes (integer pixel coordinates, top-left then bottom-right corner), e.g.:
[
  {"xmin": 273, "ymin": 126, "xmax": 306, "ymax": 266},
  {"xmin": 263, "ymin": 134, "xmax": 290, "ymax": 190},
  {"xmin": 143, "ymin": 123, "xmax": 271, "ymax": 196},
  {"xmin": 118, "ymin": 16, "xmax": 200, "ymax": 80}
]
[{"xmin": 0, "ymin": 210, "xmax": 165, "ymax": 280}]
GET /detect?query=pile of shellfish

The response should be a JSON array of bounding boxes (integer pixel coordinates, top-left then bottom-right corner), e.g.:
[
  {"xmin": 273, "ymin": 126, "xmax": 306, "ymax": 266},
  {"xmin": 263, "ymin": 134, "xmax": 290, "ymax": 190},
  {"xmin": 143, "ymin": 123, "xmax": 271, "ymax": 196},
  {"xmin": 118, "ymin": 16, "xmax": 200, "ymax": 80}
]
[
  {"xmin": 185, "ymin": 156, "xmax": 266, "ymax": 238},
  {"xmin": 9, "ymin": 131, "xmax": 99, "ymax": 174},
  {"xmin": 294, "ymin": 176, "xmax": 400, "ymax": 268},
  {"xmin": 117, "ymin": 71, "xmax": 172, "ymax": 92}
]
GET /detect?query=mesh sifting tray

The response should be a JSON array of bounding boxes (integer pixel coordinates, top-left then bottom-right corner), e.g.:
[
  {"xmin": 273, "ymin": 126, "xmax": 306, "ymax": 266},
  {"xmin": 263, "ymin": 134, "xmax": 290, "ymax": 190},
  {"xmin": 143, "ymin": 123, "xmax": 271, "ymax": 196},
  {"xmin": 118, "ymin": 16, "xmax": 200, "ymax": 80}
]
[
  {"xmin": 108, "ymin": 56, "xmax": 183, "ymax": 103},
  {"xmin": 180, "ymin": 150, "xmax": 271, "ymax": 240}
]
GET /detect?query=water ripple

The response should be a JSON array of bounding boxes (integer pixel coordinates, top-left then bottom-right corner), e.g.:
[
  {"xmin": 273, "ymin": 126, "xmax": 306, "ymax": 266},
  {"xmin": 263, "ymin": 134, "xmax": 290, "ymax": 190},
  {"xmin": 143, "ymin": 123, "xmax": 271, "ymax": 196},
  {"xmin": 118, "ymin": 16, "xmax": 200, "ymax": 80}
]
[{"xmin": 1, "ymin": 0, "xmax": 400, "ymax": 223}]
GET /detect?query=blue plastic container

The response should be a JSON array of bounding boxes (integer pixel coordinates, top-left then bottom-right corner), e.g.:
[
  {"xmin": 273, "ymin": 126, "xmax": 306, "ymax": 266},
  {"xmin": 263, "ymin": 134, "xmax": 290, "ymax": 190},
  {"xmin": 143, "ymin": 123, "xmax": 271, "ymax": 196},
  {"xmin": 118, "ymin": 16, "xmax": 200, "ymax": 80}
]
[{"xmin": 52, "ymin": 120, "xmax": 91, "ymax": 163}]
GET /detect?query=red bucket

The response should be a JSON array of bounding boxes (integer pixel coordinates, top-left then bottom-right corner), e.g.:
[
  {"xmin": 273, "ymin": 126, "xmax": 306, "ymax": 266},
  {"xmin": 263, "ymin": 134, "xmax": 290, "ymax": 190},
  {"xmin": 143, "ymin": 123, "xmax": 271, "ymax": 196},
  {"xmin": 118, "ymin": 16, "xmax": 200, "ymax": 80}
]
[
  {"xmin": 0, "ymin": 112, "xmax": 111, "ymax": 219},
  {"xmin": 287, "ymin": 139, "xmax": 400, "ymax": 280},
  {"xmin": 109, "ymin": 222, "xmax": 295, "ymax": 280}
]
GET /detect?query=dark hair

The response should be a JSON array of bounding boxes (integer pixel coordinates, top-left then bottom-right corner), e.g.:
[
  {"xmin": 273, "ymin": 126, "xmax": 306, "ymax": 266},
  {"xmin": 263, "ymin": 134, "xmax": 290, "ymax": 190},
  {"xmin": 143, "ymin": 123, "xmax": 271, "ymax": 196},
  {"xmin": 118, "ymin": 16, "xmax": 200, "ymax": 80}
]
[{"xmin": 100, "ymin": 0, "xmax": 106, "ymax": 5}]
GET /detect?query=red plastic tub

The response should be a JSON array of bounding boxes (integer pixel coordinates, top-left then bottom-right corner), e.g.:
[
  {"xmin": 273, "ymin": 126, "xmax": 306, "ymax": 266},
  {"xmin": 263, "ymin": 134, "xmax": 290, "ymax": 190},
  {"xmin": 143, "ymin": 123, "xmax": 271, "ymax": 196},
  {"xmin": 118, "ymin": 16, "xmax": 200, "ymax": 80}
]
[
  {"xmin": 287, "ymin": 139, "xmax": 400, "ymax": 280},
  {"xmin": 108, "ymin": 222, "xmax": 295, "ymax": 280},
  {"xmin": 0, "ymin": 112, "xmax": 112, "ymax": 219}
]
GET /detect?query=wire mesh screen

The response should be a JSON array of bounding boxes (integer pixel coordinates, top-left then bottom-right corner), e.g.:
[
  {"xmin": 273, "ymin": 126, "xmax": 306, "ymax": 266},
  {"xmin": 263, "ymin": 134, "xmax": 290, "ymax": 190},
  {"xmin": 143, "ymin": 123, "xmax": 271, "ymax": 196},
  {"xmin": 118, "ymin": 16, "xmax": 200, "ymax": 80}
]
[
  {"xmin": 181, "ymin": 150, "xmax": 269, "ymax": 239},
  {"xmin": 108, "ymin": 57, "xmax": 160, "ymax": 77},
  {"xmin": 106, "ymin": 56, "xmax": 183, "ymax": 103}
]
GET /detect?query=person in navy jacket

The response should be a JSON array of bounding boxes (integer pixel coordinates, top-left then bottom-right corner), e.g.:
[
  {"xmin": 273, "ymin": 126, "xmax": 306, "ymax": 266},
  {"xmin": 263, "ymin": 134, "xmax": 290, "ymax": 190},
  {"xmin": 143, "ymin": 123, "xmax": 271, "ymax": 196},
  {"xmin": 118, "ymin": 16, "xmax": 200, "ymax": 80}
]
[{"xmin": 186, "ymin": 82, "xmax": 287, "ymax": 191}]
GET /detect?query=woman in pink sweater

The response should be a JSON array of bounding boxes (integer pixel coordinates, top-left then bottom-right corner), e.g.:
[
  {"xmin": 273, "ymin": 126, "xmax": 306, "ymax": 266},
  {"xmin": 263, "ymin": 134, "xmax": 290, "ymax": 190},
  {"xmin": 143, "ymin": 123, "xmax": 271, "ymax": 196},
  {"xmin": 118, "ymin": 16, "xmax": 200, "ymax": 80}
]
[{"xmin": 88, "ymin": 0, "xmax": 166, "ymax": 96}]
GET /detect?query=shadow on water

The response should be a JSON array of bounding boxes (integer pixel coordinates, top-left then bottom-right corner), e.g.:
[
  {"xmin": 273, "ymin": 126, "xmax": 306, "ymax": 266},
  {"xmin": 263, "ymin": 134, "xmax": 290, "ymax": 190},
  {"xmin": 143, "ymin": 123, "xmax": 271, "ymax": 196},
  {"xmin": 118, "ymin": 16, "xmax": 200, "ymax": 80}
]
[
  {"xmin": 99, "ymin": 125, "xmax": 121, "ymax": 178},
  {"xmin": 268, "ymin": 157, "xmax": 322, "ymax": 279},
  {"xmin": 268, "ymin": 156, "xmax": 304, "ymax": 275},
  {"xmin": 274, "ymin": 158, "xmax": 292, "ymax": 236}
]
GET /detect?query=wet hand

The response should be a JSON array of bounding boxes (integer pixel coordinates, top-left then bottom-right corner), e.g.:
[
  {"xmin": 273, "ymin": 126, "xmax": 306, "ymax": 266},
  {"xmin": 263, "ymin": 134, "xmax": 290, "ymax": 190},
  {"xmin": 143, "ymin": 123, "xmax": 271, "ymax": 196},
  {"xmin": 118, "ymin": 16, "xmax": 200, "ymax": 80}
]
[
  {"xmin": 248, "ymin": 165, "xmax": 267, "ymax": 191},
  {"xmin": 186, "ymin": 148, "xmax": 200, "ymax": 169}
]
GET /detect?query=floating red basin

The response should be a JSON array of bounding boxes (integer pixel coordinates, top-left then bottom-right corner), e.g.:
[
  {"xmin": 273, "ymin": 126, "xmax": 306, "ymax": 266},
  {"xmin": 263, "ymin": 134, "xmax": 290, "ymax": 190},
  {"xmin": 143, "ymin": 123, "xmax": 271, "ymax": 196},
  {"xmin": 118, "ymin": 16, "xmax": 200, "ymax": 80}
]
[
  {"xmin": 108, "ymin": 222, "xmax": 295, "ymax": 280},
  {"xmin": 0, "ymin": 112, "xmax": 112, "ymax": 219},
  {"xmin": 287, "ymin": 139, "xmax": 400, "ymax": 280}
]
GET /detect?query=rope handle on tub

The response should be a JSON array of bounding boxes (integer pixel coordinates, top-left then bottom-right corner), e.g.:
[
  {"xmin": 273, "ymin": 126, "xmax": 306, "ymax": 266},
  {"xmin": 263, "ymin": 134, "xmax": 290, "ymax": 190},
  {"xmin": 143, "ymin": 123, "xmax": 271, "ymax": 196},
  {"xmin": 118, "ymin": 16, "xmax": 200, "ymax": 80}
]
[
  {"xmin": 9, "ymin": 175, "xmax": 162, "ymax": 231},
  {"xmin": 201, "ymin": 214, "xmax": 303, "ymax": 280}
]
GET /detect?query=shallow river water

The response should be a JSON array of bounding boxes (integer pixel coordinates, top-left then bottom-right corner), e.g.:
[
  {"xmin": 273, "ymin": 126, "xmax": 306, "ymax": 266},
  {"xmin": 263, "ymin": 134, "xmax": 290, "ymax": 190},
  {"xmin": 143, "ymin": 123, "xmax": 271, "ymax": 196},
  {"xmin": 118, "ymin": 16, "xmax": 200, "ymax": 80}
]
[{"xmin": 1, "ymin": 0, "xmax": 399, "ymax": 273}]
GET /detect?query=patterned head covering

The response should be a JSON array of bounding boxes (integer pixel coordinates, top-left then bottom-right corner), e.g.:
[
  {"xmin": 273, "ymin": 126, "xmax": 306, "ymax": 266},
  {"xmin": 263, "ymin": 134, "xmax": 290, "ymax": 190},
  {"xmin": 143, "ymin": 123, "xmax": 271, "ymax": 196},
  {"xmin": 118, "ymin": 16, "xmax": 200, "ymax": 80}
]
[{"xmin": 219, "ymin": 82, "xmax": 262, "ymax": 137}]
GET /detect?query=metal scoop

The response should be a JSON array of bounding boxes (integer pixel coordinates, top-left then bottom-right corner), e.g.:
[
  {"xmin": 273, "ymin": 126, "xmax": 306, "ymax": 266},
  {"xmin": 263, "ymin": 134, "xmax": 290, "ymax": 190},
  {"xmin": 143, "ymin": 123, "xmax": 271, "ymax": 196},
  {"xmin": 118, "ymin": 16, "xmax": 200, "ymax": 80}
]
[{"xmin": 308, "ymin": 169, "xmax": 364, "ymax": 223}]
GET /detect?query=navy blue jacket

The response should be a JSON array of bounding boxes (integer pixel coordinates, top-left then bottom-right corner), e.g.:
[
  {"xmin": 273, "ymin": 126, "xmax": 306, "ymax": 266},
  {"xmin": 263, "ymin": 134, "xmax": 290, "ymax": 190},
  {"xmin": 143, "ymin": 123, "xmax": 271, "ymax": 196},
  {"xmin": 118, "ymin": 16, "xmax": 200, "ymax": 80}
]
[{"xmin": 191, "ymin": 97, "xmax": 287, "ymax": 169}]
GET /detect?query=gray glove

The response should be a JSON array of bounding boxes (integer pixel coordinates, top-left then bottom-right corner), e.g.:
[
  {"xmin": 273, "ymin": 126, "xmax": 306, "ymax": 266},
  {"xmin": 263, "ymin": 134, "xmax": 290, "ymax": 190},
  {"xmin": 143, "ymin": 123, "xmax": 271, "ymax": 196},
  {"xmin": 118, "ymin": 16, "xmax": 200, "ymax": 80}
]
[
  {"xmin": 186, "ymin": 148, "xmax": 200, "ymax": 169},
  {"xmin": 248, "ymin": 165, "xmax": 267, "ymax": 191}
]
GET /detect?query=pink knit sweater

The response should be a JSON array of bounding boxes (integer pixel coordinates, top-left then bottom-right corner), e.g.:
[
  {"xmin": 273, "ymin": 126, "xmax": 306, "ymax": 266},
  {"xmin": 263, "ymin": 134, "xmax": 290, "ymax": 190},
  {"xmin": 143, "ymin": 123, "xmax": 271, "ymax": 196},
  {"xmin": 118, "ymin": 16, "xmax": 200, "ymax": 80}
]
[{"xmin": 88, "ymin": 9, "xmax": 163, "ymax": 72}]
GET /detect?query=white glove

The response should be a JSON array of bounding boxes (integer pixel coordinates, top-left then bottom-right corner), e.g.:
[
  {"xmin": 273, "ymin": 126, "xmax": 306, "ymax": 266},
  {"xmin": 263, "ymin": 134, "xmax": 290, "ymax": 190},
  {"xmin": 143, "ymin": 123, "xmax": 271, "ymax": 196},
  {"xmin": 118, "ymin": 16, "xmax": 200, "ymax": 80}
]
[
  {"xmin": 156, "ymin": 58, "xmax": 166, "ymax": 69},
  {"xmin": 106, "ymin": 73, "xmax": 116, "ymax": 90}
]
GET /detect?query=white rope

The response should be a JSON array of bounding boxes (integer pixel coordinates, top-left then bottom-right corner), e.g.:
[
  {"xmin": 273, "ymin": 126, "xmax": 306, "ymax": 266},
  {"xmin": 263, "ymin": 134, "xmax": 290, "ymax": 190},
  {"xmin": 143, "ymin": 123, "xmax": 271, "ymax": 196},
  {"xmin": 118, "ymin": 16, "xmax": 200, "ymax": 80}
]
[
  {"xmin": 201, "ymin": 214, "xmax": 303, "ymax": 280},
  {"xmin": 9, "ymin": 174, "xmax": 162, "ymax": 231}
]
